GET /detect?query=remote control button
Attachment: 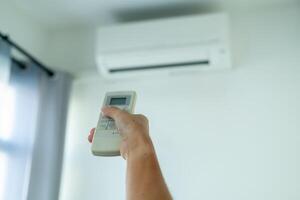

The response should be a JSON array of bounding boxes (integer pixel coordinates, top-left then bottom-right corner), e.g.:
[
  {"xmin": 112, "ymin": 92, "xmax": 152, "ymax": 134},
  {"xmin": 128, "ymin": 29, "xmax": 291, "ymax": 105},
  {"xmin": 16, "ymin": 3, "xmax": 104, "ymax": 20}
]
[
  {"xmin": 97, "ymin": 130, "xmax": 113, "ymax": 135},
  {"xmin": 98, "ymin": 121, "xmax": 108, "ymax": 130},
  {"xmin": 123, "ymin": 108, "xmax": 129, "ymax": 112},
  {"xmin": 100, "ymin": 119, "xmax": 108, "ymax": 124},
  {"xmin": 102, "ymin": 117, "xmax": 109, "ymax": 122},
  {"xmin": 105, "ymin": 122, "xmax": 109, "ymax": 130},
  {"xmin": 113, "ymin": 130, "xmax": 120, "ymax": 135},
  {"xmin": 107, "ymin": 121, "xmax": 116, "ymax": 130}
]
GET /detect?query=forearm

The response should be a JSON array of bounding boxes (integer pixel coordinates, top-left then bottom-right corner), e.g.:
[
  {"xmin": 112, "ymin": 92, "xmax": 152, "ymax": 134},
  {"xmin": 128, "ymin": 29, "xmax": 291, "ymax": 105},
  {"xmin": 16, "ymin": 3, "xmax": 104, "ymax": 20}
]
[{"xmin": 126, "ymin": 139, "xmax": 172, "ymax": 200}]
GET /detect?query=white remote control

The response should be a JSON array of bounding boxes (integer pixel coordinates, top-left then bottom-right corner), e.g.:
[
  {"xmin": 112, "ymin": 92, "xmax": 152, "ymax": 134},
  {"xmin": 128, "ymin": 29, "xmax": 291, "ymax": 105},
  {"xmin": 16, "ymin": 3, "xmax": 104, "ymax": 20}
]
[{"xmin": 91, "ymin": 91, "xmax": 137, "ymax": 156}]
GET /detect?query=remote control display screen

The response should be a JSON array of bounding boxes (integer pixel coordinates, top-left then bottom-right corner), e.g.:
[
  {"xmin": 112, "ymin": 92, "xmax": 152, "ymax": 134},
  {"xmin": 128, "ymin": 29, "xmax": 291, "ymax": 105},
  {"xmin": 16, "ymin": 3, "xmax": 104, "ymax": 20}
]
[{"xmin": 110, "ymin": 97, "xmax": 127, "ymax": 105}]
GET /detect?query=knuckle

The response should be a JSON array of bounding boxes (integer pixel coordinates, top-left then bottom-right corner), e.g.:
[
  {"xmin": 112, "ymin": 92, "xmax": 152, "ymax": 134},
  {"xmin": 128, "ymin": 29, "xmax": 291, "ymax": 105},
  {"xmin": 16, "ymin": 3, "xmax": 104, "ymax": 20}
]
[
  {"xmin": 112, "ymin": 107, "xmax": 123, "ymax": 117},
  {"xmin": 137, "ymin": 114, "xmax": 148, "ymax": 122},
  {"xmin": 111, "ymin": 106, "xmax": 121, "ymax": 112},
  {"xmin": 114, "ymin": 109, "xmax": 122, "ymax": 116}
]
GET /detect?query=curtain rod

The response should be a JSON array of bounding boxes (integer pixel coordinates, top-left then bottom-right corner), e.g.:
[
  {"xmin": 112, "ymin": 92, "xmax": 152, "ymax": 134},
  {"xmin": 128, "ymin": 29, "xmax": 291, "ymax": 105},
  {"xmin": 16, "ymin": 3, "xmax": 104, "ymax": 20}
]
[{"xmin": 0, "ymin": 31, "xmax": 54, "ymax": 77}]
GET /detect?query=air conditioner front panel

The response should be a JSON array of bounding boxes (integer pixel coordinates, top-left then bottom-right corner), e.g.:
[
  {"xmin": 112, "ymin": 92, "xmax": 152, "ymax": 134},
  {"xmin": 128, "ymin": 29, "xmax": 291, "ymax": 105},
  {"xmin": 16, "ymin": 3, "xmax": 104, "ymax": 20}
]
[
  {"xmin": 96, "ymin": 13, "xmax": 231, "ymax": 78},
  {"xmin": 97, "ymin": 14, "xmax": 229, "ymax": 52},
  {"xmin": 99, "ymin": 44, "xmax": 210, "ymax": 70}
]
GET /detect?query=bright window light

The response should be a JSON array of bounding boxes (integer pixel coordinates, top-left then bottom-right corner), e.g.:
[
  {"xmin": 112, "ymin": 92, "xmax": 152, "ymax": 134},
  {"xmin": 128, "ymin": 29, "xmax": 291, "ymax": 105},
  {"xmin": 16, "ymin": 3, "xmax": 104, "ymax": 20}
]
[
  {"xmin": 0, "ymin": 152, "xmax": 7, "ymax": 200},
  {"xmin": 0, "ymin": 82, "xmax": 15, "ymax": 141}
]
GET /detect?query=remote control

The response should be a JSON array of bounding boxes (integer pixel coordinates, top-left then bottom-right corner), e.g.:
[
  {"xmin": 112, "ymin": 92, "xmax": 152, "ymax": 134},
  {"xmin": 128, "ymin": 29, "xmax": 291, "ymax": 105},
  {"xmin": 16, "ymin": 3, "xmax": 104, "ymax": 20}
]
[{"xmin": 91, "ymin": 91, "xmax": 137, "ymax": 156}]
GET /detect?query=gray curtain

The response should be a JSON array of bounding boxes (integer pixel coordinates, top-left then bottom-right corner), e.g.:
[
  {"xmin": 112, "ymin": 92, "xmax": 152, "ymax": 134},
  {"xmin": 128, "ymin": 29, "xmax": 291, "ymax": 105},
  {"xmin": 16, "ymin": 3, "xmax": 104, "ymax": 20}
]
[
  {"xmin": 0, "ymin": 38, "xmax": 72, "ymax": 200},
  {"xmin": 26, "ymin": 68, "xmax": 72, "ymax": 200},
  {"xmin": 0, "ymin": 37, "xmax": 11, "ymax": 82}
]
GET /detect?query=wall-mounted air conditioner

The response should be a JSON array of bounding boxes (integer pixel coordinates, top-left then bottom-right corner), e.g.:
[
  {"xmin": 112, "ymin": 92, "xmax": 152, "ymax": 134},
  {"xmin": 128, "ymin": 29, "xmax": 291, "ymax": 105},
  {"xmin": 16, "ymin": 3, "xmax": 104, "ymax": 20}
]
[{"xmin": 96, "ymin": 13, "xmax": 231, "ymax": 78}]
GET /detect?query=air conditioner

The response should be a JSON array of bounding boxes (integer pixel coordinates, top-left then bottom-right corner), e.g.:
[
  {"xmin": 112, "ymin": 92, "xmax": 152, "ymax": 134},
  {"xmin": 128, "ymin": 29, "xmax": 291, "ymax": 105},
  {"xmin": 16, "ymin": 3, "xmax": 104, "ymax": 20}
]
[{"xmin": 96, "ymin": 13, "xmax": 231, "ymax": 78}]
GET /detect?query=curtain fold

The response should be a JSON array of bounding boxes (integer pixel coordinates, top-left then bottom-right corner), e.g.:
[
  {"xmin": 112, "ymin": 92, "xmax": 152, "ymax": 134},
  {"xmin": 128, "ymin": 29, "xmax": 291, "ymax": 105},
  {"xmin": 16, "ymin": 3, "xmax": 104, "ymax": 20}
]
[
  {"xmin": 0, "ymin": 36, "xmax": 13, "ymax": 200},
  {"xmin": 0, "ymin": 40, "xmax": 72, "ymax": 200},
  {"xmin": 26, "ymin": 69, "xmax": 72, "ymax": 200},
  {"xmin": 6, "ymin": 60, "xmax": 43, "ymax": 200},
  {"xmin": 0, "ymin": 37, "xmax": 11, "ymax": 83}
]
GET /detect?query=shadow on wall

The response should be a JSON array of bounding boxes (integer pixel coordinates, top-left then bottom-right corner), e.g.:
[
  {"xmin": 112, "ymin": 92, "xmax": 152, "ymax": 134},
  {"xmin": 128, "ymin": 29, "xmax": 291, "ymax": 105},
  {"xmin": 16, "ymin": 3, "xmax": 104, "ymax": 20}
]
[{"xmin": 113, "ymin": 2, "xmax": 222, "ymax": 23}]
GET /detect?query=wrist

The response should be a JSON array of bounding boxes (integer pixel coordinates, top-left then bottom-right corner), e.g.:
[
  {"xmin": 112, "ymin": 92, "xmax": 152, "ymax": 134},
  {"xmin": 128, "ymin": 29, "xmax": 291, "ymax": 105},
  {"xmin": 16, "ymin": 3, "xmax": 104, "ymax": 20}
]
[{"xmin": 127, "ymin": 133, "xmax": 155, "ymax": 160}]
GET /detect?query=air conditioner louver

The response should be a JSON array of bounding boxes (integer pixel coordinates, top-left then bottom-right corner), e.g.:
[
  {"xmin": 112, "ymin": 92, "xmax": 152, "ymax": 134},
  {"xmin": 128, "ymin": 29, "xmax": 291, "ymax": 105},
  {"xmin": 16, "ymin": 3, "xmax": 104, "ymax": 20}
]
[{"xmin": 109, "ymin": 60, "xmax": 210, "ymax": 73}]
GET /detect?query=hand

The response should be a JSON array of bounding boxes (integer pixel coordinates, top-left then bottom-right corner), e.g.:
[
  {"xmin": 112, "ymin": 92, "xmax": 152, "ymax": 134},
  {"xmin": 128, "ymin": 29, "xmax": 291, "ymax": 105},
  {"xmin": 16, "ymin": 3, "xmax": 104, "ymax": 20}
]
[
  {"xmin": 88, "ymin": 107, "xmax": 153, "ymax": 159},
  {"xmin": 88, "ymin": 107, "xmax": 172, "ymax": 199}
]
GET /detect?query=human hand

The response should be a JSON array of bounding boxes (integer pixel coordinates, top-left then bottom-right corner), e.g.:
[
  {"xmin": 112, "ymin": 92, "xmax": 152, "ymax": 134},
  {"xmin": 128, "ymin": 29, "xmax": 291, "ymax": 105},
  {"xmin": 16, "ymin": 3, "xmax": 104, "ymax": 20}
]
[{"xmin": 88, "ymin": 107, "xmax": 153, "ymax": 159}]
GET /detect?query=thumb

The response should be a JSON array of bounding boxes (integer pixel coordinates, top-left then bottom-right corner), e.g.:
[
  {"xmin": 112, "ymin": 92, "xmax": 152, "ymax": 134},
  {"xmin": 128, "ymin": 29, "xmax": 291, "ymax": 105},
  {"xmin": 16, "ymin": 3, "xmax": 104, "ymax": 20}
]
[{"xmin": 101, "ymin": 106, "xmax": 123, "ymax": 120}]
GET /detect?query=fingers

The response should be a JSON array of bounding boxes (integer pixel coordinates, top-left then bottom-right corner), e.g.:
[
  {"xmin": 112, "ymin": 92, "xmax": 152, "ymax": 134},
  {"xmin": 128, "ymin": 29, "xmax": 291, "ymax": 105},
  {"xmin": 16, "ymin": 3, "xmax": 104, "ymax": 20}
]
[
  {"xmin": 101, "ymin": 106, "xmax": 127, "ymax": 120},
  {"xmin": 88, "ymin": 128, "xmax": 95, "ymax": 143},
  {"xmin": 135, "ymin": 114, "xmax": 148, "ymax": 123},
  {"xmin": 88, "ymin": 107, "xmax": 128, "ymax": 144},
  {"xmin": 120, "ymin": 141, "xmax": 128, "ymax": 160}
]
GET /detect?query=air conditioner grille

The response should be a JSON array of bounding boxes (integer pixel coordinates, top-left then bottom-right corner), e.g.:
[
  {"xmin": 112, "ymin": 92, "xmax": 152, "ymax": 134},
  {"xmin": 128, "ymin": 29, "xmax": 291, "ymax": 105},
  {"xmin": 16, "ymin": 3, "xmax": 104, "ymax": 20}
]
[{"xmin": 109, "ymin": 60, "xmax": 209, "ymax": 73}]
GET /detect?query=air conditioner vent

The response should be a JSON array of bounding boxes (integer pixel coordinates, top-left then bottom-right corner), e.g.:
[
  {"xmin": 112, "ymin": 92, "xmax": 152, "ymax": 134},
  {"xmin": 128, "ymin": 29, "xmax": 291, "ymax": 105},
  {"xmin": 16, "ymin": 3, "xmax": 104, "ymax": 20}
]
[{"xmin": 109, "ymin": 60, "xmax": 210, "ymax": 73}]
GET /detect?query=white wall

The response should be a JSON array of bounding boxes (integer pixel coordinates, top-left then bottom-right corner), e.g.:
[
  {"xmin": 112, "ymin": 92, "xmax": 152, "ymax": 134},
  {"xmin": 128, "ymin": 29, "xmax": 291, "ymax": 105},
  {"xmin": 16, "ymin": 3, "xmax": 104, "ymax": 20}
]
[
  {"xmin": 60, "ymin": 3, "xmax": 300, "ymax": 200},
  {"xmin": 43, "ymin": 27, "xmax": 96, "ymax": 74},
  {"xmin": 0, "ymin": 1, "xmax": 48, "ymax": 60}
]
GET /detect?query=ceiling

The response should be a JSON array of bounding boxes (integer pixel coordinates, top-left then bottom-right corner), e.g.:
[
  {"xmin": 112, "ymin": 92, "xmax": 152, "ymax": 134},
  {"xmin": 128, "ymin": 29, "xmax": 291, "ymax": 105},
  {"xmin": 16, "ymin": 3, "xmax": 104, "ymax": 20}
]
[{"xmin": 10, "ymin": 0, "xmax": 299, "ymax": 27}]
